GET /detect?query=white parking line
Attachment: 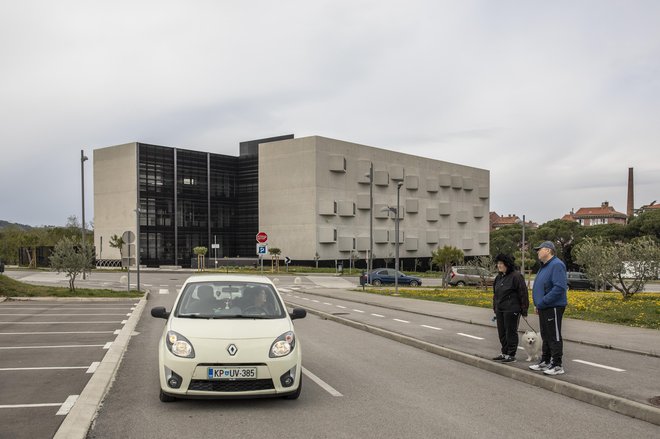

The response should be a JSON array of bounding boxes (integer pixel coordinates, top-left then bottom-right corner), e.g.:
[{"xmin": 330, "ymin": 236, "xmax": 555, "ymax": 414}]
[
  {"xmin": 393, "ymin": 318, "xmax": 410, "ymax": 323},
  {"xmin": 456, "ymin": 333, "xmax": 484, "ymax": 340},
  {"xmin": 0, "ymin": 331, "xmax": 115, "ymax": 335},
  {"xmin": 56, "ymin": 395, "xmax": 79, "ymax": 415},
  {"xmin": 0, "ymin": 321, "xmax": 123, "ymax": 325},
  {"xmin": 0, "ymin": 313, "xmax": 128, "ymax": 316},
  {"xmin": 336, "ymin": 305, "xmax": 347, "ymax": 309},
  {"xmin": 143, "ymin": 284, "xmax": 153, "ymax": 287},
  {"xmin": 302, "ymin": 367, "xmax": 343, "ymax": 397},
  {"xmin": 121, "ymin": 320, "xmax": 127, "ymax": 324},
  {"xmin": 114, "ymin": 329, "xmax": 121, "ymax": 335},
  {"xmin": 0, "ymin": 366, "xmax": 90, "ymax": 371},
  {"xmin": 572, "ymin": 359, "xmax": 626, "ymax": 372},
  {"xmin": 0, "ymin": 403, "xmax": 62, "ymax": 409},
  {"xmin": 311, "ymin": 300, "xmax": 320, "ymax": 303},
  {"xmin": 421, "ymin": 325, "xmax": 443, "ymax": 331},
  {"xmin": 158, "ymin": 289, "xmax": 169, "ymax": 295},
  {"xmin": 352, "ymin": 309, "xmax": 365, "ymax": 313},
  {"xmin": 0, "ymin": 344, "xmax": 107, "ymax": 350},
  {"xmin": 301, "ymin": 298, "xmax": 310, "ymax": 301},
  {"xmin": 103, "ymin": 342, "xmax": 113, "ymax": 349},
  {"xmin": 371, "ymin": 313, "xmax": 385, "ymax": 317},
  {"xmin": 87, "ymin": 362, "xmax": 100, "ymax": 373},
  {"xmin": 323, "ymin": 302, "xmax": 332, "ymax": 305},
  {"xmin": 126, "ymin": 313, "xmax": 132, "ymax": 316}
]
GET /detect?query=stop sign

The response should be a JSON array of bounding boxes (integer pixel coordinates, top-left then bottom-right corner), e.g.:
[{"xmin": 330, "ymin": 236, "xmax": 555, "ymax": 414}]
[{"xmin": 256, "ymin": 232, "xmax": 268, "ymax": 243}]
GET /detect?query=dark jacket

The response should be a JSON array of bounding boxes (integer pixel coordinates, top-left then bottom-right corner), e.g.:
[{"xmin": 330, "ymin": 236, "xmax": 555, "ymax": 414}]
[
  {"xmin": 493, "ymin": 270, "xmax": 529, "ymax": 314},
  {"xmin": 532, "ymin": 256, "xmax": 567, "ymax": 309}
]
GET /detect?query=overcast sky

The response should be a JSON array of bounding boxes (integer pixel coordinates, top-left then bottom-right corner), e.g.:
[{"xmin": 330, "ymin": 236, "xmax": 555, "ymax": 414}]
[{"xmin": 1, "ymin": 1, "xmax": 659, "ymax": 227}]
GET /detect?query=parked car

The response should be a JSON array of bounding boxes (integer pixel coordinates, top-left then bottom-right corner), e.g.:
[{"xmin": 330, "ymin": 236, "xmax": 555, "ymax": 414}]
[
  {"xmin": 151, "ymin": 275, "xmax": 306, "ymax": 402},
  {"xmin": 444, "ymin": 266, "xmax": 496, "ymax": 287},
  {"xmin": 360, "ymin": 269, "xmax": 422, "ymax": 287},
  {"xmin": 566, "ymin": 271, "xmax": 611, "ymax": 291}
]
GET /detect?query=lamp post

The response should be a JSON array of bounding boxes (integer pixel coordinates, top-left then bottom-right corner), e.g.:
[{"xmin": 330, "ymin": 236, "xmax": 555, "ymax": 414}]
[
  {"xmin": 364, "ymin": 163, "xmax": 374, "ymax": 283},
  {"xmin": 81, "ymin": 150, "xmax": 88, "ymax": 280},
  {"xmin": 394, "ymin": 181, "xmax": 403, "ymax": 295},
  {"xmin": 135, "ymin": 207, "xmax": 141, "ymax": 292},
  {"xmin": 516, "ymin": 214, "xmax": 526, "ymax": 283}
]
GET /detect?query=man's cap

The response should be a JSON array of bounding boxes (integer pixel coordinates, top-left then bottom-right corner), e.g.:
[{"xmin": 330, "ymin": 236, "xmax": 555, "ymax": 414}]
[{"xmin": 533, "ymin": 241, "xmax": 556, "ymax": 251}]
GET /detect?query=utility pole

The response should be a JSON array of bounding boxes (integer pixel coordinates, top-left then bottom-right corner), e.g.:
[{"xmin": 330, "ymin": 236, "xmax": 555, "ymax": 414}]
[{"xmin": 81, "ymin": 150, "xmax": 88, "ymax": 280}]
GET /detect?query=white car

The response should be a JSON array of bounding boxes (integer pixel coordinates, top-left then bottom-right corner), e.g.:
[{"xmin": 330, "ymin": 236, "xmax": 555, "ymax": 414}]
[{"xmin": 151, "ymin": 275, "xmax": 306, "ymax": 402}]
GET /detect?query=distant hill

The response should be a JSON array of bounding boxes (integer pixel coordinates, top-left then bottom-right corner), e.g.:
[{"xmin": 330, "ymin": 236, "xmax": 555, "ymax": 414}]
[{"xmin": 0, "ymin": 220, "xmax": 33, "ymax": 231}]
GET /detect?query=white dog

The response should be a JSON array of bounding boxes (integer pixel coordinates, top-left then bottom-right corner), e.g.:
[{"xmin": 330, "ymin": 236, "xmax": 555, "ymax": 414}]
[{"xmin": 521, "ymin": 331, "xmax": 542, "ymax": 362}]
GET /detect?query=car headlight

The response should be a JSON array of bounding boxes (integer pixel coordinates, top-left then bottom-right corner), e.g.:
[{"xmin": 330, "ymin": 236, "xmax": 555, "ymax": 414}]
[
  {"xmin": 270, "ymin": 331, "xmax": 295, "ymax": 358},
  {"xmin": 166, "ymin": 331, "xmax": 195, "ymax": 358}
]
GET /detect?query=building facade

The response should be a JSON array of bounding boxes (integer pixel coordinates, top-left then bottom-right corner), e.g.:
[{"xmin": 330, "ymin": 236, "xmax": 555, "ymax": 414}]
[
  {"xmin": 94, "ymin": 135, "xmax": 490, "ymax": 267},
  {"xmin": 561, "ymin": 201, "xmax": 627, "ymax": 226}
]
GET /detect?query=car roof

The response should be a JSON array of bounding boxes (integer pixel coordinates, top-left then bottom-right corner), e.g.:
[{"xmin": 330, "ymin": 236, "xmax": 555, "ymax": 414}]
[{"xmin": 182, "ymin": 274, "xmax": 274, "ymax": 286}]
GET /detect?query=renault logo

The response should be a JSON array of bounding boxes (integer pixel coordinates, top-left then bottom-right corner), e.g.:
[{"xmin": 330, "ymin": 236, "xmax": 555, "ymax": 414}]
[{"xmin": 227, "ymin": 344, "xmax": 238, "ymax": 356}]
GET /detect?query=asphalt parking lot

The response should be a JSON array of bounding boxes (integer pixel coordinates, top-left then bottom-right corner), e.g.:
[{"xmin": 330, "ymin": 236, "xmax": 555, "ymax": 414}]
[{"xmin": 0, "ymin": 299, "xmax": 139, "ymax": 439}]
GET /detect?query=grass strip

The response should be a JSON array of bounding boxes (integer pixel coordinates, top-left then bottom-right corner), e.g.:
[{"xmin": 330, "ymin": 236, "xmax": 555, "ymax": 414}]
[{"xmin": 0, "ymin": 275, "xmax": 143, "ymax": 298}]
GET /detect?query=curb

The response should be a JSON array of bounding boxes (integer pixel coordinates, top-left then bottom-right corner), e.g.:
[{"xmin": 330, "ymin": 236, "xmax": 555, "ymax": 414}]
[
  {"xmin": 52, "ymin": 290, "xmax": 150, "ymax": 439},
  {"xmin": 296, "ymin": 304, "xmax": 660, "ymax": 426},
  {"xmin": 303, "ymin": 288, "xmax": 659, "ymax": 358}
]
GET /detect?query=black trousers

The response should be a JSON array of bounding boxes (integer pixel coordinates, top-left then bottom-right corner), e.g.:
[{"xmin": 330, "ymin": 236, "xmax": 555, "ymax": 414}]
[
  {"xmin": 495, "ymin": 311, "xmax": 520, "ymax": 356},
  {"xmin": 538, "ymin": 307, "xmax": 565, "ymax": 366}
]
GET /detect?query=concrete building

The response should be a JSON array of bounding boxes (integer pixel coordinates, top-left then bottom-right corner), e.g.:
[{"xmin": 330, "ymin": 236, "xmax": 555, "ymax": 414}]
[{"xmin": 94, "ymin": 135, "xmax": 490, "ymax": 268}]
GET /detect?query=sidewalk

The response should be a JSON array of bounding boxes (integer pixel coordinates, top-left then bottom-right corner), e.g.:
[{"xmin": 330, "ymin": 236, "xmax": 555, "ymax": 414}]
[{"xmin": 295, "ymin": 286, "xmax": 660, "ymax": 357}]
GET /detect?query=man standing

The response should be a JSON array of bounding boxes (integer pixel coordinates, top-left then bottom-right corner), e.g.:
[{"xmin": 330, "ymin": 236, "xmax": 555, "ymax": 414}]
[{"xmin": 529, "ymin": 241, "xmax": 567, "ymax": 376}]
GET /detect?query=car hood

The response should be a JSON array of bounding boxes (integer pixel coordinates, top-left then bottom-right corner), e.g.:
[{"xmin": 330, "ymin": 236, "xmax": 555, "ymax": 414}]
[{"xmin": 169, "ymin": 317, "xmax": 293, "ymax": 340}]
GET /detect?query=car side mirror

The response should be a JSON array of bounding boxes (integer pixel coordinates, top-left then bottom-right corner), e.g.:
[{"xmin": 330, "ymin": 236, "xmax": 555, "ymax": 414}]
[
  {"xmin": 289, "ymin": 308, "xmax": 307, "ymax": 320},
  {"xmin": 151, "ymin": 306, "xmax": 170, "ymax": 319}
]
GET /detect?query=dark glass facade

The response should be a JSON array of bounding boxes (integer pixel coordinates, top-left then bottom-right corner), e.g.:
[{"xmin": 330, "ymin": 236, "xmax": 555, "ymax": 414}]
[{"xmin": 137, "ymin": 135, "xmax": 293, "ymax": 267}]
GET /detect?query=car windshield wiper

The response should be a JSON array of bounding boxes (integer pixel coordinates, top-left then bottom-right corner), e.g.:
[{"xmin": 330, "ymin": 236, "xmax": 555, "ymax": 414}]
[
  {"xmin": 210, "ymin": 315, "xmax": 273, "ymax": 319},
  {"xmin": 177, "ymin": 313, "xmax": 211, "ymax": 319}
]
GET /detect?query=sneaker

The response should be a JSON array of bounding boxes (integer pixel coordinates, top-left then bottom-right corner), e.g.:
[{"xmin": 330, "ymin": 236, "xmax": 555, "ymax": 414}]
[
  {"xmin": 544, "ymin": 365, "xmax": 565, "ymax": 376},
  {"xmin": 501, "ymin": 355, "xmax": 516, "ymax": 363},
  {"xmin": 529, "ymin": 361, "xmax": 550, "ymax": 371},
  {"xmin": 492, "ymin": 354, "xmax": 506, "ymax": 361}
]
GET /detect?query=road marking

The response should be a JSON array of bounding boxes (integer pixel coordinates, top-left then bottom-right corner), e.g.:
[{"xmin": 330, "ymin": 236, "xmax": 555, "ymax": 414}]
[
  {"xmin": 103, "ymin": 342, "xmax": 112, "ymax": 349},
  {"xmin": 121, "ymin": 320, "xmax": 127, "ymax": 324},
  {"xmin": 457, "ymin": 333, "xmax": 484, "ymax": 340},
  {"xmin": 323, "ymin": 302, "xmax": 332, "ymax": 305},
  {"xmin": 293, "ymin": 296, "xmax": 300, "ymax": 299},
  {"xmin": 301, "ymin": 298, "xmax": 310, "ymax": 301},
  {"xmin": 0, "ymin": 366, "xmax": 89, "ymax": 371},
  {"xmin": 421, "ymin": 325, "xmax": 443, "ymax": 331},
  {"xmin": 0, "ymin": 344, "xmax": 106, "ymax": 350},
  {"xmin": 87, "ymin": 362, "xmax": 100, "ymax": 373},
  {"xmin": 279, "ymin": 288, "xmax": 291, "ymax": 292},
  {"xmin": 114, "ymin": 329, "xmax": 121, "ymax": 335},
  {"xmin": 352, "ymin": 309, "xmax": 365, "ymax": 313},
  {"xmin": 0, "ymin": 321, "xmax": 123, "ymax": 325},
  {"xmin": 311, "ymin": 300, "xmax": 320, "ymax": 303},
  {"xmin": 158, "ymin": 289, "xmax": 169, "ymax": 295},
  {"xmin": 160, "ymin": 285, "xmax": 168, "ymax": 287},
  {"xmin": 302, "ymin": 367, "xmax": 342, "ymax": 397},
  {"xmin": 0, "ymin": 403, "xmax": 62, "ymax": 409},
  {"xmin": 143, "ymin": 284, "xmax": 152, "ymax": 287},
  {"xmin": 0, "ymin": 331, "xmax": 115, "ymax": 335},
  {"xmin": 336, "ymin": 305, "xmax": 347, "ymax": 309},
  {"xmin": 572, "ymin": 359, "xmax": 626, "ymax": 372},
  {"xmin": 393, "ymin": 318, "xmax": 410, "ymax": 323},
  {"xmin": 126, "ymin": 313, "xmax": 132, "ymax": 316},
  {"xmin": 371, "ymin": 313, "xmax": 385, "ymax": 317},
  {"xmin": 0, "ymin": 313, "xmax": 127, "ymax": 316},
  {"xmin": 56, "ymin": 395, "xmax": 79, "ymax": 415}
]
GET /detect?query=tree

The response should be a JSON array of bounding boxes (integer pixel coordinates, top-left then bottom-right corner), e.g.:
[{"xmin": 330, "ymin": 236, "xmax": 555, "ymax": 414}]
[
  {"xmin": 269, "ymin": 247, "xmax": 281, "ymax": 273},
  {"xmin": 109, "ymin": 234, "xmax": 125, "ymax": 258},
  {"xmin": 193, "ymin": 246, "xmax": 208, "ymax": 271},
  {"xmin": 466, "ymin": 255, "xmax": 494, "ymax": 290},
  {"xmin": 49, "ymin": 237, "xmax": 94, "ymax": 291},
  {"xmin": 628, "ymin": 209, "xmax": 660, "ymax": 240},
  {"xmin": 573, "ymin": 236, "xmax": 660, "ymax": 299},
  {"xmin": 432, "ymin": 246, "xmax": 464, "ymax": 287}
]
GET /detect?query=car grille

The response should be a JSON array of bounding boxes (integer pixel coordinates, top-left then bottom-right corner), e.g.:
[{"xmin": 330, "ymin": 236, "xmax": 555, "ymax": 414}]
[{"xmin": 188, "ymin": 379, "xmax": 275, "ymax": 392}]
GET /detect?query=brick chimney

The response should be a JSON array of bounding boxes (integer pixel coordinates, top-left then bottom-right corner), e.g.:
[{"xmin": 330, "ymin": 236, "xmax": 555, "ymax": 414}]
[{"xmin": 627, "ymin": 167, "xmax": 634, "ymax": 222}]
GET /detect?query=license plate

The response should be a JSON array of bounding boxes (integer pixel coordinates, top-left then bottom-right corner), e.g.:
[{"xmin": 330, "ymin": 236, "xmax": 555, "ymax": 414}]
[{"xmin": 207, "ymin": 367, "xmax": 257, "ymax": 380}]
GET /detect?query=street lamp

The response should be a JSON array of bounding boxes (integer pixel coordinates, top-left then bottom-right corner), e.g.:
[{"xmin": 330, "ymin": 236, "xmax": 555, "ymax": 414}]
[
  {"xmin": 382, "ymin": 181, "xmax": 403, "ymax": 295},
  {"xmin": 135, "ymin": 207, "xmax": 141, "ymax": 292},
  {"xmin": 81, "ymin": 150, "xmax": 88, "ymax": 280},
  {"xmin": 516, "ymin": 214, "xmax": 526, "ymax": 283},
  {"xmin": 364, "ymin": 163, "xmax": 374, "ymax": 283}
]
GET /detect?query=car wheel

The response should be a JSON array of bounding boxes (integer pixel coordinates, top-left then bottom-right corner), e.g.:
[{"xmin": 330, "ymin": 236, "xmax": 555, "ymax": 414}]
[
  {"xmin": 372, "ymin": 279, "xmax": 382, "ymax": 286},
  {"xmin": 283, "ymin": 376, "xmax": 302, "ymax": 400},
  {"xmin": 409, "ymin": 280, "xmax": 419, "ymax": 287},
  {"xmin": 159, "ymin": 389, "xmax": 176, "ymax": 403},
  {"xmin": 456, "ymin": 281, "xmax": 465, "ymax": 287}
]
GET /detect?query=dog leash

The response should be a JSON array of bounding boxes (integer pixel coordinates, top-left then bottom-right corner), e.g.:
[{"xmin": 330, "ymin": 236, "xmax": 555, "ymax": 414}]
[{"xmin": 521, "ymin": 316, "xmax": 538, "ymax": 333}]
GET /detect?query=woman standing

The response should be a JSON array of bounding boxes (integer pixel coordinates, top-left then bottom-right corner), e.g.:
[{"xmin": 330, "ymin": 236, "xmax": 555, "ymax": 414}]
[{"xmin": 491, "ymin": 254, "xmax": 529, "ymax": 362}]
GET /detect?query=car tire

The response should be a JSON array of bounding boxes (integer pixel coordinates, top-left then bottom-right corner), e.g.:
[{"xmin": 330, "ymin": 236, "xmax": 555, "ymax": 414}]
[
  {"xmin": 456, "ymin": 281, "xmax": 465, "ymax": 287},
  {"xmin": 372, "ymin": 279, "xmax": 382, "ymax": 286},
  {"xmin": 283, "ymin": 376, "xmax": 302, "ymax": 400},
  {"xmin": 159, "ymin": 389, "xmax": 176, "ymax": 403},
  {"xmin": 409, "ymin": 280, "xmax": 419, "ymax": 287}
]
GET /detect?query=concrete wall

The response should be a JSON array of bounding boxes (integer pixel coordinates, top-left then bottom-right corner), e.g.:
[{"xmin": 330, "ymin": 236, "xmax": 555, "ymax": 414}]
[
  {"xmin": 259, "ymin": 136, "xmax": 490, "ymax": 261},
  {"xmin": 93, "ymin": 143, "xmax": 137, "ymax": 260}
]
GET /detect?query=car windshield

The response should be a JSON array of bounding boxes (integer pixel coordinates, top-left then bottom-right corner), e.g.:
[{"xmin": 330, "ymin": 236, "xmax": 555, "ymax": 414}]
[{"xmin": 174, "ymin": 281, "xmax": 286, "ymax": 319}]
